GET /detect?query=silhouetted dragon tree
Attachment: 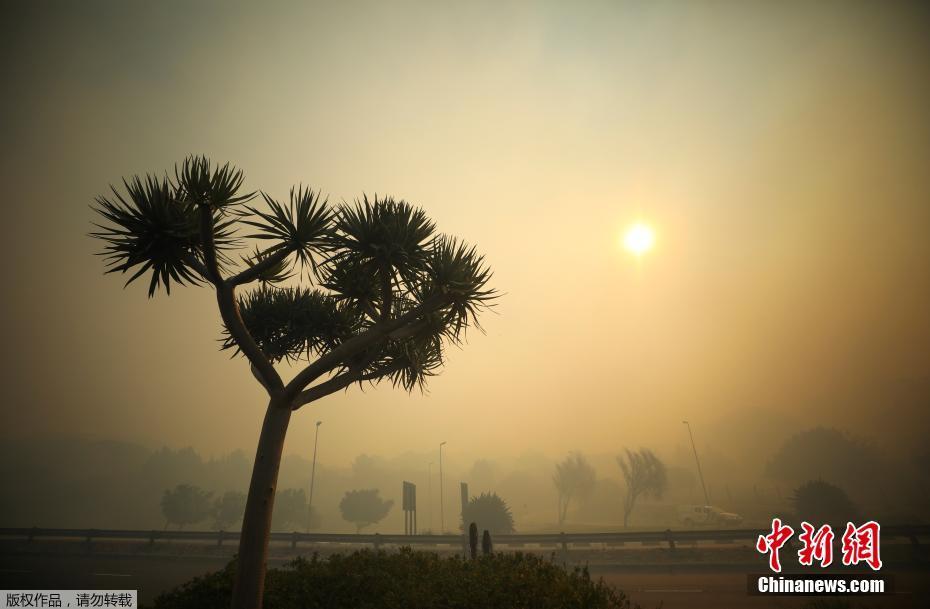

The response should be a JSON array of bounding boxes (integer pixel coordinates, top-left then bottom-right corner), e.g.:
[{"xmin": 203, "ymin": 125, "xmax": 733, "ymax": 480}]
[{"xmin": 90, "ymin": 157, "xmax": 496, "ymax": 609}]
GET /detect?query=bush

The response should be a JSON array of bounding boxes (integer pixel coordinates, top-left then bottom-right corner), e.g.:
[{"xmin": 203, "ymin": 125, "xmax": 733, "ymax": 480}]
[
  {"xmin": 790, "ymin": 479, "xmax": 860, "ymax": 529},
  {"xmin": 153, "ymin": 548, "xmax": 639, "ymax": 609},
  {"xmin": 462, "ymin": 492, "xmax": 516, "ymax": 535}
]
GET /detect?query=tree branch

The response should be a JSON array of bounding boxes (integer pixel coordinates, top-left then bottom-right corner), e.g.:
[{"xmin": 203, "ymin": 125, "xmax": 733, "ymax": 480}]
[
  {"xmin": 283, "ymin": 293, "xmax": 450, "ymax": 401},
  {"xmin": 292, "ymin": 361, "xmax": 405, "ymax": 410},
  {"xmin": 380, "ymin": 264, "xmax": 392, "ymax": 322},
  {"xmin": 198, "ymin": 205, "xmax": 284, "ymax": 394},
  {"xmin": 198, "ymin": 206, "xmax": 225, "ymax": 285},
  {"xmin": 385, "ymin": 319, "xmax": 431, "ymax": 341},
  {"xmin": 182, "ymin": 252, "xmax": 212, "ymax": 285},
  {"xmin": 228, "ymin": 244, "xmax": 294, "ymax": 286}
]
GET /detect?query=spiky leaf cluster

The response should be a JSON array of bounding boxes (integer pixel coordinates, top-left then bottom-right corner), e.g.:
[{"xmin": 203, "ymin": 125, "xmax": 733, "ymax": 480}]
[
  {"xmin": 91, "ymin": 170, "xmax": 239, "ymax": 296},
  {"xmin": 175, "ymin": 155, "xmax": 252, "ymax": 209},
  {"xmin": 323, "ymin": 196, "xmax": 437, "ymax": 320},
  {"xmin": 91, "ymin": 156, "xmax": 497, "ymax": 395},
  {"xmin": 224, "ymin": 286, "xmax": 360, "ymax": 362},
  {"xmin": 422, "ymin": 237, "xmax": 496, "ymax": 340},
  {"xmin": 462, "ymin": 492, "xmax": 516, "ymax": 535},
  {"xmin": 329, "ymin": 195, "xmax": 436, "ymax": 279},
  {"xmin": 240, "ymin": 186, "xmax": 330, "ymax": 270},
  {"xmin": 318, "ymin": 257, "xmax": 381, "ymax": 316},
  {"xmin": 231, "ymin": 205, "xmax": 494, "ymax": 386},
  {"xmin": 368, "ymin": 329, "xmax": 445, "ymax": 392}
]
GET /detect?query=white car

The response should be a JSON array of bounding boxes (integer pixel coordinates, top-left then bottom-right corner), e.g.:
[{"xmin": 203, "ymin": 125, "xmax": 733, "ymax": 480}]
[{"xmin": 678, "ymin": 505, "xmax": 743, "ymax": 527}]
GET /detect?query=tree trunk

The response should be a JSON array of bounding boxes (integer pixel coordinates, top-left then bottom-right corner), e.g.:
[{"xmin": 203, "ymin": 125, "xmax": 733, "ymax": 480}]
[
  {"xmin": 623, "ymin": 492, "xmax": 635, "ymax": 528},
  {"xmin": 231, "ymin": 400, "xmax": 292, "ymax": 609}
]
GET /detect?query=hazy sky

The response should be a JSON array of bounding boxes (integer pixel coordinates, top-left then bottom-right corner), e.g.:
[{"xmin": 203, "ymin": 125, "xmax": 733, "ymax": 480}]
[{"xmin": 2, "ymin": 1, "xmax": 928, "ymax": 469}]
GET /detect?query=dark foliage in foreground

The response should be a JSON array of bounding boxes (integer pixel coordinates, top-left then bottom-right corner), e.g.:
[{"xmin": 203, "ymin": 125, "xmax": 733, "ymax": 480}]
[{"xmin": 153, "ymin": 548, "xmax": 639, "ymax": 609}]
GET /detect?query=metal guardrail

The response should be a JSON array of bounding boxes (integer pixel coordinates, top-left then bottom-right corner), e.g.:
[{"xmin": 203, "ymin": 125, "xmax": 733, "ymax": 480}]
[{"xmin": 2, "ymin": 525, "xmax": 928, "ymax": 550}]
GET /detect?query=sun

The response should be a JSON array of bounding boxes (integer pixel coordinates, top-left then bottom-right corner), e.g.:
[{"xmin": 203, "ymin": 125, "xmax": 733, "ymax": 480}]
[{"xmin": 623, "ymin": 222, "xmax": 655, "ymax": 256}]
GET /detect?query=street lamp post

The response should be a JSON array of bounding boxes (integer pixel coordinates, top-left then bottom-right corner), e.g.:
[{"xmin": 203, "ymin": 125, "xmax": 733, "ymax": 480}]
[
  {"xmin": 683, "ymin": 420, "xmax": 710, "ymax": 506},
  {"xmin": 439, "ymin": 441, "xmax": 447, "ymax": 534},
  {"xmin": 307, "ymin": 420, "xmax": 322, "ymax": 533},
  {"xmin": 427, "ymin": 461, "xmax": 434, "ymax": 534}
]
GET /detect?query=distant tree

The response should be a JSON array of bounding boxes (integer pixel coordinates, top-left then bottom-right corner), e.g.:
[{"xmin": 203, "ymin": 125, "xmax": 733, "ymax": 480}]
[
  {"xmin": 616, "ymin": 448, "xmax": 667, "ymax": 528},
  {"xmin": 339, "ymin": 489, "xmax": 394, "ymax": 533},
  {"xmin": 272, "ymin": 488, "xmax": 308, "ymax": 532},
  {"xmin": 161, "ymin": 484, "xmax": 212, "ymax": 529},
  {"xmin": 766, "ymin": 427, "xmax": 883, "ymax": 489},
  {"xmin": 90, "ymin": 156, "xmax": 495, "ymax": 609},
  {"xmin": 552, "ymin": 452, "xmax": 596, "ymax": 526},
  {"xmin": 144, "ymin": 447, "xmax": 205, "ymax": 489},
  {"xmin": 213, "ymin": 491, "xmax": 247, "ymax": 531},
  {"xmin": 204, "ymin": 450, "xmax": 252, "ymax": 492},
  {"xmin": 462, "ymin": 492, "xmax": 516, "ymax": 535},
  {"xmin": 791, "ymin": 479, "xmax": 860, "ymax": 528}
]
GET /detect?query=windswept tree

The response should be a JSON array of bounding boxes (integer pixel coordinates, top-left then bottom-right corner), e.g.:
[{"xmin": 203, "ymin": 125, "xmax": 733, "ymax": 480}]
[
  {"xmin": 339, "ymin": 489, "xmax": 394, "ymax": 533},
  {"xmin": 462, "ymin": 492, "xmax": 516, "ymax": 535},
  {"xmin": 161, "ymin": 484, "xmax": 212, "ymax": 530},
  {"xmin": 213, "ymin": 490, "xmax": 247, "ymax": 531},
  {"xmin": 552, "ymin": 452, "xmax": 596, "ymax": 526},
  {"xmin": 616, "ymin": 448, "xmax": 667, "ymax": 528},
  {"xmin": 90, "ymin": 156, "xmax": 496, "ymax": 609}
]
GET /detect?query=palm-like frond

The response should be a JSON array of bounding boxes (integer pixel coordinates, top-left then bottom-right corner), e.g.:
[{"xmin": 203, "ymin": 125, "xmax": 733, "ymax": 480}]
[
  {"xmin": 92, "ymin": 160, "xmax": 499, "ymax": 397},
  {"xmin": 420, "ymin": 236, "xmax": 497, "ymax": 341},
  {"xmin": 318, "ymin": 257, "xmax": 381, "ymax": 318},
  {"xmin": 90, "ymin": 174, "xmax": 238, "ymax": 297},
  {"xmin": 364, "ymin": 327, "xmax": 445, "ymax": 392},
  {"xmin": 328, "ymin": 195, "xmax": 436, "ymax": 288},
  {"xmin": 174, "ymin": 155, "xmax": 254, "ymax": 210},
  {"xmin": 386, "ymin": 334, "xmax": 445, "ymax": 391},
  {"xmin": 223, "ymin": 286, "xmax": 361, "ymax": 362},
  {"xmin": 239, "ymin": 186, "xmax": 331, "ymax": 270}
]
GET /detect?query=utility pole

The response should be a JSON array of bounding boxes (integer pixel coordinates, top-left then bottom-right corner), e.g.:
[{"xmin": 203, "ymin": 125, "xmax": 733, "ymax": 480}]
[
  {"xmin": 306, "ymin": 420, "xmax": 322, "ymax": 533},
  {"xmin": 683, "ymin": 420, "xmax": 710, "ymax": 506},
  {"xmin": 439, "ymin": 441, "xmax": 447, "ymax": 533}
]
